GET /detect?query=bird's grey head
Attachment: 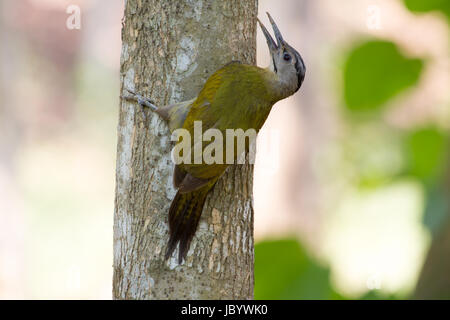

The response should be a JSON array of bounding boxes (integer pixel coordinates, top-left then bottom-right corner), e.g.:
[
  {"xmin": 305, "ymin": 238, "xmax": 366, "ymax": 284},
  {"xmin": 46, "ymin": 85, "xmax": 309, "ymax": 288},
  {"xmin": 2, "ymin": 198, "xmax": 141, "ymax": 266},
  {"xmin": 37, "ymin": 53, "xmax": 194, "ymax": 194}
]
[{"xmin": 258, "ymin": 13, "xmax": 306, "ymax": 96}]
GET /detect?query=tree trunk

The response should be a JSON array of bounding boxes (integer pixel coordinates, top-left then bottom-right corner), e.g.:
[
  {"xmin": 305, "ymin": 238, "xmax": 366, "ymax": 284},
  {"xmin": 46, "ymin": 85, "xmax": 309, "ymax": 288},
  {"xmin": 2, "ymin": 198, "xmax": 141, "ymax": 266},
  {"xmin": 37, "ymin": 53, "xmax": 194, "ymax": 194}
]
[
  {"xmin": 413, "ymin": 218, "xmax": 450, "ymax": 299},
  {"xmin": 413, "ymin": 141, "xmax": 450, "ymax": 299},
  {"xmin": 113, "ymin": 0, "xmax": 257, "ymax": 300}
]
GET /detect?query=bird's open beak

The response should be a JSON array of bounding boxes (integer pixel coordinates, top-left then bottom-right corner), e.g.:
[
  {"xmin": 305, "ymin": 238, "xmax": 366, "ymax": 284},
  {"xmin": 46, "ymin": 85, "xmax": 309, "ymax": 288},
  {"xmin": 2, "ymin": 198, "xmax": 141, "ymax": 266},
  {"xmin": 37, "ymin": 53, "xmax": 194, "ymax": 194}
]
[{"xmin": 257, "ymin": 12, "xmax": 285, "ymax": 54}]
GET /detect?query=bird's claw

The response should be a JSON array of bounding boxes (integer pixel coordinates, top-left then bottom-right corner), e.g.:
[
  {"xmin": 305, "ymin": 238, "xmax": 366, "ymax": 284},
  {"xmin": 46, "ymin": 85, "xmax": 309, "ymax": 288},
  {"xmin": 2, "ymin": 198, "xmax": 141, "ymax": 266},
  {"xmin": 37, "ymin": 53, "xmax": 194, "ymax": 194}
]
[{"xmin": 122, "ymin": 89, "xmax": 159, "ymax": 128}]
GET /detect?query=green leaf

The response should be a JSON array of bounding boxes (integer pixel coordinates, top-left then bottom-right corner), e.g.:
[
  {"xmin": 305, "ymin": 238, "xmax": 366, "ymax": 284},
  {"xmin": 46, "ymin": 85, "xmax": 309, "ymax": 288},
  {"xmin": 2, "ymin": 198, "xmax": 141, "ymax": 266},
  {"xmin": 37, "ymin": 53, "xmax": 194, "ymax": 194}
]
[
  {"xmin": 343, "ymin": 40, "xmax": 423, "ymax": 112},
  {"xmin": 254, "ymin": 239, "xmax": 343, "ymax": 299},
  {"xmin": 404, "ymin": 127, "xmax": 448, "ymax": 184},
  {"xmin": 403, "ymin": 0, "xmax": 450, "ymax": 20}
]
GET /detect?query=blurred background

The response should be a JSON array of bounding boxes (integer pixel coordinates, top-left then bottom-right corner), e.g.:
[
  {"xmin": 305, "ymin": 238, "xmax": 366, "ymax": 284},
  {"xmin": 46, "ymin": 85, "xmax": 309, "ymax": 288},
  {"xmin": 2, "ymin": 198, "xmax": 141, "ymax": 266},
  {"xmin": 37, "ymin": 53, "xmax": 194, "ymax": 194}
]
[{"xmin": 0, "ymin": 0, "xmax": 448, "ymax": 299}]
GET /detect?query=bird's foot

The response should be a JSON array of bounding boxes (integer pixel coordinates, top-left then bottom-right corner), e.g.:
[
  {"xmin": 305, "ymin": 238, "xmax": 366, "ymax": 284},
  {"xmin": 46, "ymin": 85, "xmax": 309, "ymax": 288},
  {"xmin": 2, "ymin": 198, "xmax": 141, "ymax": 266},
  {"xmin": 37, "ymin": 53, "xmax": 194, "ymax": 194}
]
[{"xmin": 121, "ymin": 89, "xmax": 158, "ymax": 126}]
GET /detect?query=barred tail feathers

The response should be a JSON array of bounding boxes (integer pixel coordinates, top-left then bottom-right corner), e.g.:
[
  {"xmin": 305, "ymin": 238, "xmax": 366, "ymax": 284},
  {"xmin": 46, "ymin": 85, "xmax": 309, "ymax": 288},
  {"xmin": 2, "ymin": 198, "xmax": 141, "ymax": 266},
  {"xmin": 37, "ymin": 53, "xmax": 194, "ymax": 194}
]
[{"xmin": 165, "ymin": 188, "xmax": 209, "ymax": 263}]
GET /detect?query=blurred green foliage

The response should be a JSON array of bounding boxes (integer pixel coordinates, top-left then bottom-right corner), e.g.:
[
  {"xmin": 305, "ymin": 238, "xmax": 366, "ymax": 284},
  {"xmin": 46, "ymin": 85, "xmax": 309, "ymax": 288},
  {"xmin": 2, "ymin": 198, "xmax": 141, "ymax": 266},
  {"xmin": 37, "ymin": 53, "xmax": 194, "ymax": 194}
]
[
  {"xmin": 340, "ymin": 122, "xmax": 404, "ymax": 189},
  {"xmin": 404, "ymin": 0, "xmax": 450, "ymax": 20},
  {"xmin": 343, "ymin": 40, "xmax": 423, "ymax": 112},
  {"xmin": 404, "ymin": 127, "xmax": 448, "ymax": 184},
  {"xmin": 255, "ymin": 0, "xmax": 449, "ymax": 300},
  {"xmin": 403, "ymin": 128, "xmax": 449, "ymax": 235},
  {"xmin": 254, "ymin": 239, "xmax": 398, "ymax": 299},
  {"xmin": 255, "ymin": 239, "xmax": 343, "ymax": 299}
]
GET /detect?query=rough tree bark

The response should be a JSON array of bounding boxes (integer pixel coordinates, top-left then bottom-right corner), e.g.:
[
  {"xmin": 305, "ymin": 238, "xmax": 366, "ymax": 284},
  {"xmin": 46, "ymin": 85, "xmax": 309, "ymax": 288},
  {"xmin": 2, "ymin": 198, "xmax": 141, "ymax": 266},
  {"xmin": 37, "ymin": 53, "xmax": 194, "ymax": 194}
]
[{"xmin": 113, "ymin": 0, "xmax": 257, "ymax": 299}]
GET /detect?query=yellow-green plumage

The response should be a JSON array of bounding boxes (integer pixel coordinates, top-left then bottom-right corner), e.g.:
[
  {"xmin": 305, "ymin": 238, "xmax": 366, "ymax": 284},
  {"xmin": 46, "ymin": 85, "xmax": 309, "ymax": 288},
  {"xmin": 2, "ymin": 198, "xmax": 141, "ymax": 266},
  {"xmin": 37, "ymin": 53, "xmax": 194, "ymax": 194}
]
[
  {"xmin": 181, "ymin": 62, "xmax": 278, "ymax": 178},
  {"xmin": 161, "ymin": 13, "xmax": 306, "ymax": 262},
  {"xmin": 165, "ymin": 62, "xmax": 283, "ymax": 262}
]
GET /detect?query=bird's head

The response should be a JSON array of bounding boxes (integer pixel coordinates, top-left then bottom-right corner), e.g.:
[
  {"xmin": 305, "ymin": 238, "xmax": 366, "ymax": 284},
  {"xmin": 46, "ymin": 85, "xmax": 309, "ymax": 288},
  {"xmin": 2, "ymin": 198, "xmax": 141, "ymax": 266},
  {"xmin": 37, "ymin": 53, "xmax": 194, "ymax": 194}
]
[{"xmin": 258, "ymin": 13, "xmax": 306, "ymax": 96}]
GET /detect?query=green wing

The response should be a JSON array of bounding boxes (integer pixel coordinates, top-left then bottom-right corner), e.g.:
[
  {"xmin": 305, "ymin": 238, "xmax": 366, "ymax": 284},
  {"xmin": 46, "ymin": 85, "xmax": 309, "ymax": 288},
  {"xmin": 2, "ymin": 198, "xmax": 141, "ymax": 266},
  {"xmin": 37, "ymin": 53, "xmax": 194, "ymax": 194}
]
[{"xmin": 174, "ymin": 62, "xmax": 274, "ymax": 188}]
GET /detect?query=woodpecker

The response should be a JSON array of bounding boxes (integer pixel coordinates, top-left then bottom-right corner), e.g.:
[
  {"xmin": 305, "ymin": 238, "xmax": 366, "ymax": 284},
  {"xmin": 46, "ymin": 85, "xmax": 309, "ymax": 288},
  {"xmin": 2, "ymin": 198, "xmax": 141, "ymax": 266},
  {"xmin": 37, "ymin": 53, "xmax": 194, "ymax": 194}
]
[{"xmin": 123, "ymin": 13, "xmax": 306, "ymax": 263}]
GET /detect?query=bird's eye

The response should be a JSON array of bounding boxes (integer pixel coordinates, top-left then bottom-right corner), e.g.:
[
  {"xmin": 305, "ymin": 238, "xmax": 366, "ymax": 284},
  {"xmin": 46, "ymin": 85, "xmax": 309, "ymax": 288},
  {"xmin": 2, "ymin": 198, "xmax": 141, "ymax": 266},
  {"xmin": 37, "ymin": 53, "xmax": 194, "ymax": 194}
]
[{"xmin": 283, "ymin": 53, "xmax": 291, "ymax": 61}]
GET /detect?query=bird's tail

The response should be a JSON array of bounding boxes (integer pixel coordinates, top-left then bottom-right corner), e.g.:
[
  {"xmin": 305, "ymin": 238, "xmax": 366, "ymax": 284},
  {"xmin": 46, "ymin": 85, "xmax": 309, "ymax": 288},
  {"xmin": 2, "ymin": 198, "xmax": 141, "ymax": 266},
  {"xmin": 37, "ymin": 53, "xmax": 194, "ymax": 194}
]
[{"xmin": 165, "ymin": 187, "xmax": 211, "ymax": 263}]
